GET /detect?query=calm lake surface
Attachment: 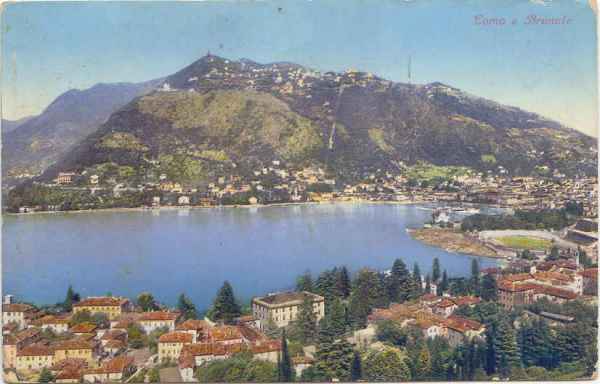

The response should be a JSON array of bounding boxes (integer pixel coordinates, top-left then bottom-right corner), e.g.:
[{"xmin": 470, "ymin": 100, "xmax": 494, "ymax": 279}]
[{"xmin": 2, "ymin": 203, "xmax": 499, "ymax": 311}]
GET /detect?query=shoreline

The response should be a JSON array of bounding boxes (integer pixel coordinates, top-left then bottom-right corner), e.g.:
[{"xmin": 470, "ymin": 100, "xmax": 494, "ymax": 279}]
[
  {"xmin": 407, "ymin": 227, "xmax": 506, "ymax": 260},
  {"xmin": 2, "ymin": 198, "xmax": 425, "ymax": 216}
]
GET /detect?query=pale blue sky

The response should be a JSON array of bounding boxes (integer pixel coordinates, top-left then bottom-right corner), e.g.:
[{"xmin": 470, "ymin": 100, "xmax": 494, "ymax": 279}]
[{"xmin": 1, "ymin": 0, "xmax": 598, "ymax": 136}]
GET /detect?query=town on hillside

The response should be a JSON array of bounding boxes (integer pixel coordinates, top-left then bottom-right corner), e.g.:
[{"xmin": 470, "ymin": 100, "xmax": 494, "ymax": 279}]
[
  {"xmin": 2, "ymin": 236, "xmax": 598, "ymax": 383},
  {"xmin": 7, "ymin": 162, "xmax": 598, "ymax": 218}
]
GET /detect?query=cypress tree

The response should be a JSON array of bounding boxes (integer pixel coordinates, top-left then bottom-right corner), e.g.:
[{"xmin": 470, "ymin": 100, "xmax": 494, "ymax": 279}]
[
  {"xmin": 327, "ymin": 298, "xmax": 348, "ymax": 338},
  {"xmin": 209, "ymin": 281, "xmax": 241, "ymax": 324},
  {"xmin": 480, "ymin": 274, "xmax": 498, "ymax": 301},
  {"xmin": 316, "ymin": 269, "xmax": 337, "ymax": 303},
  {"xmin": 385, "ymin": 259, "xmax": 411, "ymax": 302},
  {"xmin": 315, "ymin": 317, "xmax": 353, "ymax": 381},
  {"xmin": 279, "ymin": 329, "xmax": 293, "ymax": 382},
  {"xmin": 63, "ymin": 285, "xmax": 79, "ymax": 312},
  {"xmin": 432, "ymin": 257, "xmax": 441, "ymax": 282},
  {"xmin": 485, "ymin": 321, "xmax": 497, "ymax": 374},
  {"xmin": 470, "ymin": 259, "xmax": 480, "ymax": 294},
  {"xmin": 349, "ymin": 269, "xmax": 387, "ymax": 328},
  {"xmin": 412, "ymin": 263, "xmax": 423, "ymax": 297},
  {"xmin": 351, "ymin": 351, "xmax": 362, "ymax": 381},
  {"xmin": 336, "ymin": 266, "xmax": 351, "ymax": 298},
  {"xmin": 425, "ymin": 274, "xmax": 431, "ymax": 294},
  {"xmin": 494, "ymin": 317, "xmax": 520, "ymax": 372},
  {"xmin": 177, "ymin": 293, "xmax": 197, "ymax": 320},
  {"xmin": 296, "ymin": 270, "xmax": 314, "ymax": 293},
  {"xmin": 296, "ymin": 295, "xmax": 318, "ymax": 343},
  {"xmin": 438, "ymin": 270, "xmax": 449, "ymax": 295}
]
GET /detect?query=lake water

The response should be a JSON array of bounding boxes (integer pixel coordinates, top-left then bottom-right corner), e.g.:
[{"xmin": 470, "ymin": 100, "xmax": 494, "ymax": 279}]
[{"xmin": 2, "ymin": 203, "xmax": 499, "ymax": 311}]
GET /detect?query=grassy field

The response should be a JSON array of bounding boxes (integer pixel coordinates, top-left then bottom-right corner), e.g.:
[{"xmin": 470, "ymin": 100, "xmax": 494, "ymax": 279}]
[{"xmin": 496, "ymin": 236, "xmax": 553, "ymax": 250}]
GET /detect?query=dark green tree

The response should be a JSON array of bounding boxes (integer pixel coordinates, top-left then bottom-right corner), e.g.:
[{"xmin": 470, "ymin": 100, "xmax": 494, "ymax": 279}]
[
  {"xmin": 349, "ymin": 269, "xmax": 387, "ymax": 328},
  {"xmin": 432, "ymin": 257, "xmax": 441, "ymax": 282},
  {"xmin": 438, "ymin": 270, "xmax": 449, "ymax": 295},
  {"xmin": 518, "ymin": 318, "xmax": 553, "ymax": 368},
  {"xmin": 494, "ymin": 317, "xmax": 521, "ymax": 373},
  {"xmin": 470, "ymin": 259, "xmax": 480, "ymax": 294},
  {"xmin": 336, "ymin": 266, "xmax": 352, "ymax": 298},
  {"xmin": 208, "ymin": 281, "xmax": 241, "ymax": 324},
  {"xmin": 314, "ymin": 315, "xmax": 354, "ymax": 380},
  {"xmin": 410, "ymin": 263, "xmax": 423, "ymax": 298},
  {"xmin": 326, "ymin": 298, "xmax": 348, "ymax": 338},
  {"xmin": 294, "ymin": 295, "xmax": 318, "ymax": 343},
  {"xmin": 296, "ymin": 270, "xmax": 314, "ymax": 293},
  {"xmin": 137, "ymin": 292, "xmax": 159, "ymax": 312},
  {"xmin": 279, "ymin": 329, "xmax": 293, "ymax": 382},
  {"xmin": 63, "ymin": 285, "xmax": 80, "ymax": 311},
  {"xmin": 385, "ymin": 259, "xmax": 411, "ymax": 302},
  {"xmin": 351, "ymin": 351, "xmax": 362, "ymax": 381},
  {"xmin": 39, "ymin": 368, "xmax": 55, "ymax": 383},
  {"xmin": 480, "ymin": 274, "xmax": 498, "ymax": 301},
  {"xmin": 177, "ymin": 293, "xmax": 197, "ymax": 320},
  {"xmin": 547, "ymin": 246, "xmax": 560, "ymax": 261},
  {"xmin": 315, "ymin": 269, "xmax": 337, "ymax": 303}
]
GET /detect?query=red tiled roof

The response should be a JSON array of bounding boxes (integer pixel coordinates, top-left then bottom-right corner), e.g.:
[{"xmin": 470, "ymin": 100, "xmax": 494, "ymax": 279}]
[
  {"xmin": 250, "ymin": 339, "xmax": 281, "ymax": 354},
  {"xmin": 176, "ymin": 319, "xmax": 210, "ymax": 331},
  {"xmin": 209, "ymin": 326, "xmax": 243, "ymax": 341},
  {"xmin": 436, "ymin": 299, "xmax": 457, "ymax": 308},
  {"xmin": 3, "ymin": 303, "xmax": 34, "ymax": 313},
  {"xmin": 34, "ymin": 315, "xmax": 70, "ymax": 326},
  {"xmin": 100, "ymin": 329, "xmax": 127, "ymax": 341},
  {"xmin": 533, "ymin": 271, "xmax": 573, "ymax": 283},
  {"xmin": 503, "ymin": 273, "xmax": 532, "ymax": 282},
  {"xmin": 17, "ymin": 343, "xmax": 53, "ymax": 356},
  {"xmin": 5, "ymin": 327, "xmax": 41, "ymax": 345},
  {"xmin": 74, "ymin": 297, "xmax": 128, "ymax": 308},
  {"xmin": 444, "ymin": 315, "xmax": 484, "ymax": 333},
  {"xmin": 534, "ymin": 285, "xmax": 578, "ymax": 300},
  {"xmin": 53, "ymin": 339, "xmax": 94, "ymax": 351},
  {"xmin": 452, "ymin": 296, "xmax": 481, "ymax": 306},
  {"xmin": 159, "ymin": 332, "xmax": 194, "ymax": 343},
  {"xmin": 55, "ymin": 368, "xmax": 83, "ymax": 380},
  {"xmin": 102, "ymin": 355, "xmax": 134, "ymax": 373},
  {"xmin": 498, "ymin": 281, "xmax": 538, "ymax": 292},
  {"xmin": 138, "ymin": 311, "xmax": 179, "ymax": 321},
  {"xmin": 69, "ymin": 322, "xmax": 97, "ymax": 334},
  {"xmin": 51, "ymin": 358, "xmax": 88, "ymax": 372}
]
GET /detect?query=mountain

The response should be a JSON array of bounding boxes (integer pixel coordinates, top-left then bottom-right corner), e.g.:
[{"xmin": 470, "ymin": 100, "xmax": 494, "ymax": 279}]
[
  {"xmin": 2, "ymin": 79, "xmax": 162, "ymax": 186},
  {"xmin": 1, "ymin": 116, "xmax": 35, "ymax": 133},
  {"xmin": 39, "ymin": 54, "xmax": 597, "ymax": 186}
]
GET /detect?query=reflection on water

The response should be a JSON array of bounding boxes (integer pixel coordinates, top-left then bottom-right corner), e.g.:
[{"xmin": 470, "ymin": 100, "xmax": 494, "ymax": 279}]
[{"xmin": 2, "ymin": 203, "xmax": 498, "ymax": 310}]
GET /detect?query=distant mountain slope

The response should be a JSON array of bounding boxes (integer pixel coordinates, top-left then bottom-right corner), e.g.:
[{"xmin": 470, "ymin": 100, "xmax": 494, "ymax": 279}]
[
  {"xmin": 1, "ymin": 116, "xmax": 35, "ymax": 134},
  {"xmin": 2, "ymin": 79, "xmax": 162, "ymax": 186},
  {"xmin": 40, "ymin": 55, "xmax": 597, "ymax": 185}
]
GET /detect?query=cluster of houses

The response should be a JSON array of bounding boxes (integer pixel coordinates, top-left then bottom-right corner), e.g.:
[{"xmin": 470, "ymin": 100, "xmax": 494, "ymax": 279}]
[
  {"xmin": 1, "ymin": 291, "xmax": 331, "ymax": 383},
  {"xmin": 31, "ymin": 167, "xmax": 598, "ymax": 222},
  {"xmin": 489, "ymin": 259, "xmax": 598, "ymax": 310},
  {"xmin": 359, "ymin": 294, "xmax": 486, "ymax": 349},
  {"xmin": 3, "ymin": 258, "xmax": 598, "ymax": 383}
]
